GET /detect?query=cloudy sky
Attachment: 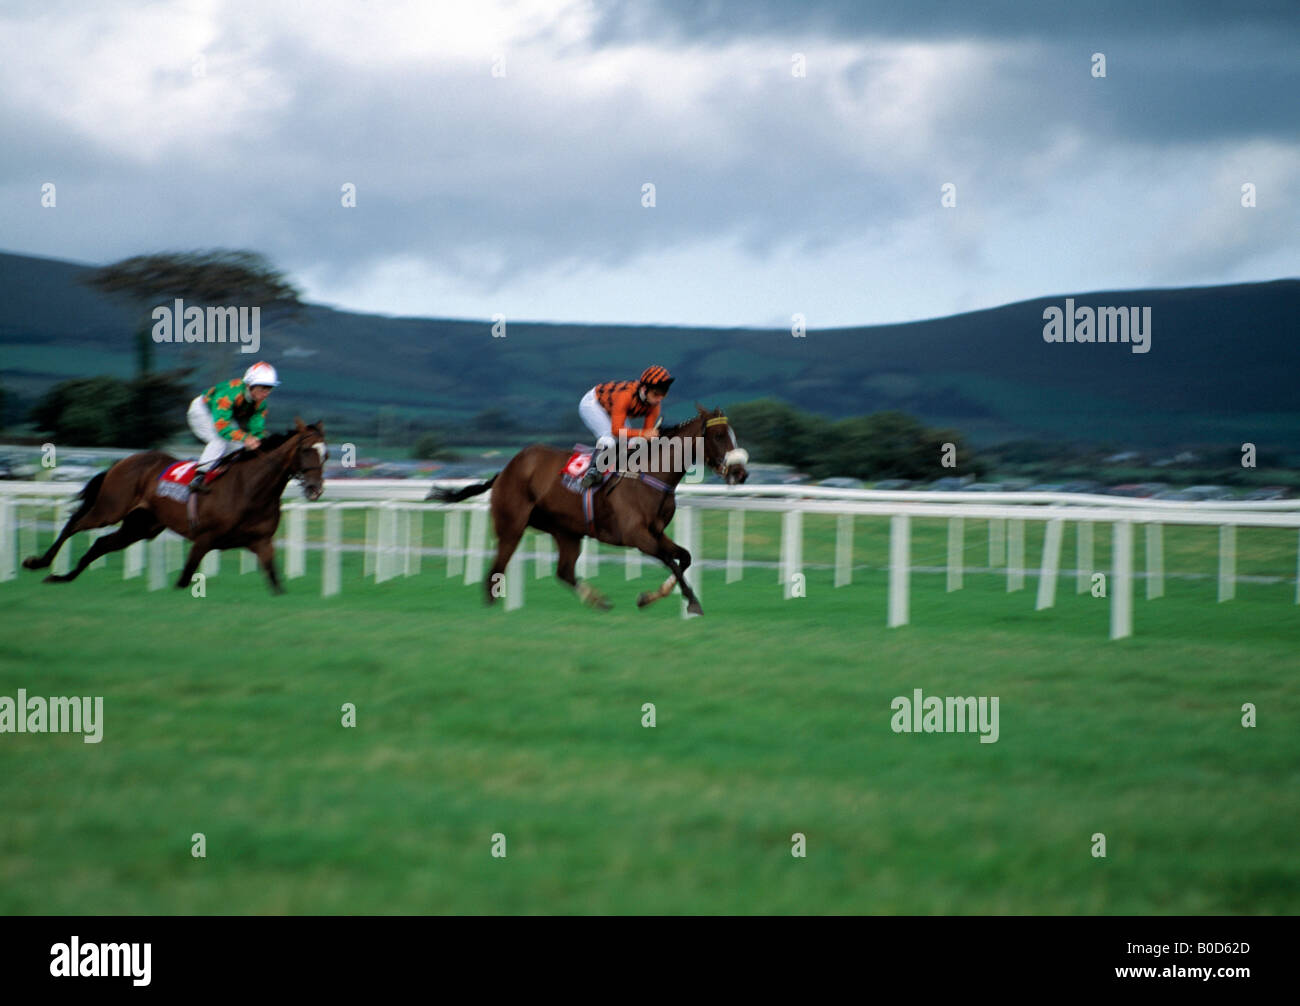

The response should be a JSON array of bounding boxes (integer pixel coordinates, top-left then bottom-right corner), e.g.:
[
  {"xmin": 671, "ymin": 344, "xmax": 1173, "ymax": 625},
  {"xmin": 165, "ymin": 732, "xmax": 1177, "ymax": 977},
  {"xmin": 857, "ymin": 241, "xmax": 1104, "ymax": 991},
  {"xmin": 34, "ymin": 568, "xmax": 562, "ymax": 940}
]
[{"xmin": 1, "ymin": 0, "xmax": 1296, "ymax": 327}]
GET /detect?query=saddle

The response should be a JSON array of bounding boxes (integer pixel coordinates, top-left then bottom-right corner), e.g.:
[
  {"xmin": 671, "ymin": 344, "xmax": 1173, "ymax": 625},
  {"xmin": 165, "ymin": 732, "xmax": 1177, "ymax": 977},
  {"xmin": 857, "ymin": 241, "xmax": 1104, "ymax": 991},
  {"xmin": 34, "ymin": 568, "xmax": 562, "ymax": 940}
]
[
  {"xmin": 559, "ymin": 445, "xmax": 674, "ymax": 533},
  {"xmin": 157, "ymin": 459, "xmax": 234, "ymax": 533},
  {"xmin": 156, "ymin": 460, "xmax": 228, "ymax": 501}
]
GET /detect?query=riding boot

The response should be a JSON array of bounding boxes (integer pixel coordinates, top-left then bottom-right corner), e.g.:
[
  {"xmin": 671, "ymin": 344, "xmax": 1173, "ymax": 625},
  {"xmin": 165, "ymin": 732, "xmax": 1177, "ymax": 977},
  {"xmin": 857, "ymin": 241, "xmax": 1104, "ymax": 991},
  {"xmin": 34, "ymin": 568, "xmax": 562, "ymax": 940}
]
[{"xmin": 189, "ymin": 468, "xmax": 210, "ymax": 495}]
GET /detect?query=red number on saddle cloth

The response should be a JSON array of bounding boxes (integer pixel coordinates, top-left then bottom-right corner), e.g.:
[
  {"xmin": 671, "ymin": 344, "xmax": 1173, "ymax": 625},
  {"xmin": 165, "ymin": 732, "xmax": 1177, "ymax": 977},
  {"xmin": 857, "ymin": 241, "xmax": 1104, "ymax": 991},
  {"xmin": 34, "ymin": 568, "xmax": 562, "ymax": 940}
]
[{"xmin": 564, "ymin": 451, "xmax": 591, "ymax": 478}]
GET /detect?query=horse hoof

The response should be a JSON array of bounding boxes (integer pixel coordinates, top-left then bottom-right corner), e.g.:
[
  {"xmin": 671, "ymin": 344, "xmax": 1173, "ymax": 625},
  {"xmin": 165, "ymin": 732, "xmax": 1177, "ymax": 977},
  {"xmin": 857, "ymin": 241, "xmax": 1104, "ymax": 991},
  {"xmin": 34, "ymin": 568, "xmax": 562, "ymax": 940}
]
[
  {"xmin": 636, "ymin": 592, "xmax": 651, "ymax": 608},
  {"xmin": 22, "ymin": 557, "xmax": 44, "ymax": 570},
  {"xmin": 42, "ymin": 574, "xmax": 65, "ymax": 584},
  {"xmin": 686, "ymin": 602, "xmax": 703, "ymax": 617}
]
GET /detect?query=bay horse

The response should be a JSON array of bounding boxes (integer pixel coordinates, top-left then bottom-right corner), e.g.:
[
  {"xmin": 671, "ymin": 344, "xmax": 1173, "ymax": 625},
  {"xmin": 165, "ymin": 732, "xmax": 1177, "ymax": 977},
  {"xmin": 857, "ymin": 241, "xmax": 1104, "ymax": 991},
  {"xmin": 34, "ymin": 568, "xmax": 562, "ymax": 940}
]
[
  {"xmin": 428, "ymin": 406, "xmax": 748, "ymax": 615},
  {"xmin": 23, "ymin": 419, "xmax": 327, "ymax": 594}
]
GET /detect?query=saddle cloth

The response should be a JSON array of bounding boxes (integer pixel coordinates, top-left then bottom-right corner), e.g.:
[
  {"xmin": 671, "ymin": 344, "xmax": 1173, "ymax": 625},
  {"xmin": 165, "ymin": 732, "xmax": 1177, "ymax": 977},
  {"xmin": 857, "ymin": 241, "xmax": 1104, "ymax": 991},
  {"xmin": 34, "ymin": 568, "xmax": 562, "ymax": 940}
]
[
  {"xmin": 560, "ymin": 445, "xmax": 595, "ymax": 494},
  {"xmin": 156, "ymin": 460, "xmax": 225, "ymax": 502}
]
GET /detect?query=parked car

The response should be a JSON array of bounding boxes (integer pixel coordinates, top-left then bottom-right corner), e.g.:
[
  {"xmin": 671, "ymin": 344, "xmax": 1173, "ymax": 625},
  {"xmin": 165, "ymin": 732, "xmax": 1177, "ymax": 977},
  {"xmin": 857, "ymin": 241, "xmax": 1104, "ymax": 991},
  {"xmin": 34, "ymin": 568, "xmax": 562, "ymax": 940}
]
[
  {"xmin": 926, "ymin": 477, "xmax": 969, "ymax": 492},
  {"xmin": 871, "ymin": 479, "xmax": 915, "ymax": 490},
  {"xmin": 818, "ymin": 477, "xmax": 864, "ymax": 489},
  {"xmin": 1241, "ymin": 487, "xmax": 1289, "ymax": 501},
  {"xmin": 1184, "ymin": 485, "xmax": 1234, "ymax": 501}
]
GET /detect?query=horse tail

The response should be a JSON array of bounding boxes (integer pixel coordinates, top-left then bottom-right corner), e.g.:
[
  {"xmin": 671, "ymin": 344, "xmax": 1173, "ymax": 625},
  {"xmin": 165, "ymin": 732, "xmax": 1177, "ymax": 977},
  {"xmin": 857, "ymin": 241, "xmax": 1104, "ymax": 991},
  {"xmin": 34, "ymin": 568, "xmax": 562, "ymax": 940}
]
[
  {"xmin": 426, "ymin": 473, "xmax": 497, "ymax": 503},
  {"xmin": 70, "ymin": 471, "xmax": 108, "ymax": 520}
]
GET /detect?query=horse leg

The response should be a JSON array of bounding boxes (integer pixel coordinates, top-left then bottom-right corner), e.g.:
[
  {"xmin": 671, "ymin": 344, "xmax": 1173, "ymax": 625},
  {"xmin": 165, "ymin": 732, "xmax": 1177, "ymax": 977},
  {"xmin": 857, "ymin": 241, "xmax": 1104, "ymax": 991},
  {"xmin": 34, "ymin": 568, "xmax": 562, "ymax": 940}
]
[
  {"xmin": 554, "ymin": 531, "xmax": 610, "ymax": 610},
  {"xmin": 43, "ymin": 509, "xmax": 162, "ymax": 584},
  {"xmin": 23, "ymin": 483, "xmax": 118, "ymax": 571},
  {"xmin": 249, "ymin": 537, "xmax": 284, "ymax": 595},
  {"xmin": 485, "ymin": 504, "xmax": 531, "ymax": 606},
  {"xmin": 176, "ymin": 536, "xmax": 218, "ymax": 589},
  {"xmin": 630, "ymin": 529, "xmax": 701, "ymax": 615}
]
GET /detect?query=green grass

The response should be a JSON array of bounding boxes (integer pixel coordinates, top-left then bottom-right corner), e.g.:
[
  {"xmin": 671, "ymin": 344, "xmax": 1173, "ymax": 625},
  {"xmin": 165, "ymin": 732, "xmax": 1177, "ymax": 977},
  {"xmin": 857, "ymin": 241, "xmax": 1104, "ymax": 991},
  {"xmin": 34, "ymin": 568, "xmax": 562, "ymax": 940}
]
[{"xmin": 1, "ymin": 511, "xmax": 1297, "ymax": 914}]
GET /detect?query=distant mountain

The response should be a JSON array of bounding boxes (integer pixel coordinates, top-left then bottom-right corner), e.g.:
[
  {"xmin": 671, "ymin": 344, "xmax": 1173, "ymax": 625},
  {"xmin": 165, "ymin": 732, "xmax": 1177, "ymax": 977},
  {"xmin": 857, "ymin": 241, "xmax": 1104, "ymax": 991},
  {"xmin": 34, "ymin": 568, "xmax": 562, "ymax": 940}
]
[{"xmin": 1, "ymin": 249, "xmax": 1296, "ymax": 450}]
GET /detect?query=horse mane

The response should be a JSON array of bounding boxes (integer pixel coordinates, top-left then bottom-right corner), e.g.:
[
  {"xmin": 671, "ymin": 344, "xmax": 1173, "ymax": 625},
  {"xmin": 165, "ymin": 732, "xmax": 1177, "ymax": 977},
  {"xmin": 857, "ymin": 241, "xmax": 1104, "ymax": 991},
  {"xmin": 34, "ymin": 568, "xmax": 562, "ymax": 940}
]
[
  {"xmin": 660, "ymin": 407, "xmax": 723, "ymax": 439},
  {"xmin": 229, "ymin": 425, "xmax": 319, "ymax": 463}
]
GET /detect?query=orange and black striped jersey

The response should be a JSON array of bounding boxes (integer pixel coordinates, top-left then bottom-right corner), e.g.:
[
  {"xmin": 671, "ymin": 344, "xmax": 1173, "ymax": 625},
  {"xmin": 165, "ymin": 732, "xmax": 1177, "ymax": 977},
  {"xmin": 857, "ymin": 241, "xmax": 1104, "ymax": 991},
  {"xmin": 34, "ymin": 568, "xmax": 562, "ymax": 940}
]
[{"xmin": 594, "ymin": 380, "xmax": 662, "ymax": 438}]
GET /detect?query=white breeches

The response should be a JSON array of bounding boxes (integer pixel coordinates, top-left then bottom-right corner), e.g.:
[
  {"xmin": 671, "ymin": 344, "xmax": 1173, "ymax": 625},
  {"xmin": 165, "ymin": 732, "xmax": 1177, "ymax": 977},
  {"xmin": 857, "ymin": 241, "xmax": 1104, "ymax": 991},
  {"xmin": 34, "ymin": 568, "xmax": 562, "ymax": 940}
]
[
  {"xmin": 187, "ymin": 395, "xmax": 244, "ymax": 468},
  {"xmin": 579, "ymin": 388, "xmax": 616, "ymax": 453}
]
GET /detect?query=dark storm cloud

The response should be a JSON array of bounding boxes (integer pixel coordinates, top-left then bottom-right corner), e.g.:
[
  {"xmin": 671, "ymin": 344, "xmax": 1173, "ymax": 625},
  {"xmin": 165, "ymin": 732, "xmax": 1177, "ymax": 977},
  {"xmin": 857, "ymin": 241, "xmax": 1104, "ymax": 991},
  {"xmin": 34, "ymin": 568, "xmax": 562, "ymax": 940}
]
[{"xmin": 590, "ymin": 1, "xmax": 1300, "ymax": 144}]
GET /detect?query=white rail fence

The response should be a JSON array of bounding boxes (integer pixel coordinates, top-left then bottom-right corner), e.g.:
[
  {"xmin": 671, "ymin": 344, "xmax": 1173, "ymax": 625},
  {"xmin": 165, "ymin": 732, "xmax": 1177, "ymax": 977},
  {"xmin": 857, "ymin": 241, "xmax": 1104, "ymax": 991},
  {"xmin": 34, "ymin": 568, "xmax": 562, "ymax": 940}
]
[{"xmin": 2, "ymin": 480, "xmax": 1298, "ymax": 639}]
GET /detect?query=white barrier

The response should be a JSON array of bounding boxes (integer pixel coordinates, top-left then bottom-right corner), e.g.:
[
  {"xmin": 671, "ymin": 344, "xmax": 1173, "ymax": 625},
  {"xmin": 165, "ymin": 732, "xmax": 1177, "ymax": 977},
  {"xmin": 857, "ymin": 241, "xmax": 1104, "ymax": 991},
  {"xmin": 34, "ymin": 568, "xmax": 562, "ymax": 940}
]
[
  {"xmin": 834, "ymin": 514, "xmax": 853, "ymax": 588},
  {"xmin": 2, "ymin": 481, "xmax": 1298, "ymax": 641},
  {"xmin": 946, "ymin": 517, "xmax": 963, "ymax": 593}
]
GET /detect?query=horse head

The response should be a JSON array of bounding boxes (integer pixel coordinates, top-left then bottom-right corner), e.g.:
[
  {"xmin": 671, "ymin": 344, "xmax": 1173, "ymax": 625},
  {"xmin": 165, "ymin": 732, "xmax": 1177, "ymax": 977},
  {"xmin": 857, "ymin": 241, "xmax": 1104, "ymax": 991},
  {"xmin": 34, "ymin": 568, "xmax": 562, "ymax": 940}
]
[
  {"xmin": 695, "ymin": 405, "xmax": 749, "ymax": 485},
  {"xmin": 288, "ymin": 418, "xmax": 328, "ymax": 501}
]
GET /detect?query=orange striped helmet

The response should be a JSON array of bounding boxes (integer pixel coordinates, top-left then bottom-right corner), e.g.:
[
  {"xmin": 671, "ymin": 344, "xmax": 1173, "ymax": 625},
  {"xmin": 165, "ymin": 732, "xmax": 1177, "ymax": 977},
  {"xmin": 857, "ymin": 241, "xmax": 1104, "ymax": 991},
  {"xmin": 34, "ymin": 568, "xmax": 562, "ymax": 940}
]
[{"xmin": 639, "ymin": 365, "xmax": 674, "ymax": 390}]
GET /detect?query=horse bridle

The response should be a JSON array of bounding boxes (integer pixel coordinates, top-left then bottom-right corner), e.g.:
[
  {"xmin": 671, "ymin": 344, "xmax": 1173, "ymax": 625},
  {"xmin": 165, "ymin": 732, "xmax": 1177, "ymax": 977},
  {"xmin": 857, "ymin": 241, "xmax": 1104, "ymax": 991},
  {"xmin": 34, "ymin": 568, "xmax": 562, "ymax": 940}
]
[{"xmin": 705, "ymin": 416, "xmax": 749, "ymax": 473}]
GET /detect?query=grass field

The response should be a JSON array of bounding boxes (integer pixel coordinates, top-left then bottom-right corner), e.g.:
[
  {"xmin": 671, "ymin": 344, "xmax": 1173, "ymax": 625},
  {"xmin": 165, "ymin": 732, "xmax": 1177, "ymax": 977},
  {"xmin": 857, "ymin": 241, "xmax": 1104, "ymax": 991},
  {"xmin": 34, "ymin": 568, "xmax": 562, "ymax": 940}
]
[{"xmin": 1, "ymin": 511, "xmax": 1298, "ymax": 914}]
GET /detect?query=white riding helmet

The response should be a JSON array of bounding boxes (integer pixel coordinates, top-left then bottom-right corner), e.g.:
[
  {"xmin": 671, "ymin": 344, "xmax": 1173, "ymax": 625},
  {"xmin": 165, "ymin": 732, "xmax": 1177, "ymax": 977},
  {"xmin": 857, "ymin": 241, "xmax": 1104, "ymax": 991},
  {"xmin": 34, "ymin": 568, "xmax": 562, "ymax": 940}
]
[{"xmin": 243, "ymin": 361, "xmax": 280, "ymax": 387}]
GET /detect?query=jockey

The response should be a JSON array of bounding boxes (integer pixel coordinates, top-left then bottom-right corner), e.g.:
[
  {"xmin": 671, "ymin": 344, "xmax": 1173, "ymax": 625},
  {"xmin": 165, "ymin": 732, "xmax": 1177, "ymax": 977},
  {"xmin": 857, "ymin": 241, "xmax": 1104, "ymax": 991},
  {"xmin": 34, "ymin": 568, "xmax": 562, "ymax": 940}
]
[
  {"xmin": 185, "ymin": 361, "xmax": 279, "ymax": 493},
  {"xmin": 578, "ymin": 365, "xmax": 673, "ymax": 488}
]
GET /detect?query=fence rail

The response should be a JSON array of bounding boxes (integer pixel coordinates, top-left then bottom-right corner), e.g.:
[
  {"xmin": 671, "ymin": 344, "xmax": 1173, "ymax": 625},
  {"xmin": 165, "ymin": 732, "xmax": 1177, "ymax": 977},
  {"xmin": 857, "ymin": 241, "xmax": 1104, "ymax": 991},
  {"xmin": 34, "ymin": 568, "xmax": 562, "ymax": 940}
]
[{"xmin": 2, "ymin": 479, "xmax": 1297, "ymax": 638}]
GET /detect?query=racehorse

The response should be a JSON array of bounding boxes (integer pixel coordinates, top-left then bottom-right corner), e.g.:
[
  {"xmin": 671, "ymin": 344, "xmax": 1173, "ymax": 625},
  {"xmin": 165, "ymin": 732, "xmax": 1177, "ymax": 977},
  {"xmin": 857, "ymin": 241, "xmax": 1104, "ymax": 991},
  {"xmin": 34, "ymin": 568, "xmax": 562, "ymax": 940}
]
[
  {"xmin": 23, "ymin": 419, "xmax": 326, "ymax": 594},
  {"xmin": 427, "ymin": 406, "xmax": 748, "ymax": 615}
]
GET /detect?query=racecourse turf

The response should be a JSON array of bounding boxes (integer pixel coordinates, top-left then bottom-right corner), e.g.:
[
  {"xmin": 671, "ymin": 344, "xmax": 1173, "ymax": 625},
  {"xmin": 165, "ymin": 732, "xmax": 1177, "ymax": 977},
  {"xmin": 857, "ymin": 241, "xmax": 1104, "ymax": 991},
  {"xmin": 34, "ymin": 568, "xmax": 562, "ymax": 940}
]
[{"xmin": 1, "ymin": 511, "xmax": 1297, "ymax": 914}]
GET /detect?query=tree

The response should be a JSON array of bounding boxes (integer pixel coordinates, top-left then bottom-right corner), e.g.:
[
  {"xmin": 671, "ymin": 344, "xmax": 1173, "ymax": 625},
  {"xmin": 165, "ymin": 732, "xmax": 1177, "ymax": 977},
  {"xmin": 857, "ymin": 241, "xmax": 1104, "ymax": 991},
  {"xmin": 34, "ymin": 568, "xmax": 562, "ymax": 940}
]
[
  {"xmin": 411, "ymin": 432, "xmax": 459, "ymax": 461},
  {"xmin": 30, "ymin": 377, "xmax": 133, "ymax": 446},
  {"xmin": 81, "ymin": 250, "xmax": 304, "ymax": 443},
  {"xmin": 726, "ymin": 398, "xmax": 829, "ymax": 468}
]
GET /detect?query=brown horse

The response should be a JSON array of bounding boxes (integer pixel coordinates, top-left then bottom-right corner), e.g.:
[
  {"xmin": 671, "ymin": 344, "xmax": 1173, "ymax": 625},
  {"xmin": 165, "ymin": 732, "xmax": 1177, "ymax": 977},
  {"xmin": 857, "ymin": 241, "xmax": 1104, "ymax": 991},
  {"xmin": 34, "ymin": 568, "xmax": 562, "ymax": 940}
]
[
  {"xmin": 427, "ymin": 406, "xmax": 748, "ymax": 615},
  {"xmin": 23, "ymin": 420, "xmax": 327, "ymax": 594}
]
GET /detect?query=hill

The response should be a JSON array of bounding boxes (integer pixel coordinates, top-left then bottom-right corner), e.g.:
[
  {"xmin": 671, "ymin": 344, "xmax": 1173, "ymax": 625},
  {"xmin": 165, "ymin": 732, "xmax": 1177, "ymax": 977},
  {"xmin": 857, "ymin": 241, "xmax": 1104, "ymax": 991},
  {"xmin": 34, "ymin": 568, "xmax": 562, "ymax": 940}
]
[{"xmin": 1, "ymin": 250, "xmax": 1296, "ymax": 450}]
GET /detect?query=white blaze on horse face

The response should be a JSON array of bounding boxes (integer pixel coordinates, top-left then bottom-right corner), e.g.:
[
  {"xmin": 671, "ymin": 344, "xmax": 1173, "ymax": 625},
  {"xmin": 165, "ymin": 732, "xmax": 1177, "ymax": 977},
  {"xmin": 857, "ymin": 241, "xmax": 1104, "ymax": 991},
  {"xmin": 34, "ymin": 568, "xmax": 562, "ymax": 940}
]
[{"xmin": 312, "ymin": 442, "xmax": 327, "ymax": 462}]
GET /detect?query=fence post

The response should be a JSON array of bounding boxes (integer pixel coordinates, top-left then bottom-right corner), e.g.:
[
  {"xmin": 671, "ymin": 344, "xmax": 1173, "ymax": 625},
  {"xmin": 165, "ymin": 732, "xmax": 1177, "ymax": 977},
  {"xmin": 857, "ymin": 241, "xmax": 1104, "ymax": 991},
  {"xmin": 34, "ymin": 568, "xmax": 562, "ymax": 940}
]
[
  {"xmin": 51, "ymin": 501, "xmax": 71, "ymax": 575},
  {"xmin": 1076, "ymin": 520, "xmax": 1093, "ymax": 594},
  {"xmin": 0, "ymin": 499, "xmax": 14, "ymax": 582},
  {"xmin": 364, "ymin": 507, "xmax": 377, "ymax": 578},
  {"xmin": 444, "ymin": 509, "xmax": 464, "ymax": 578},
  {"xmin": 834, "ymin": 514, "xmax": 853, "ymax": 588},
  {"xmin": 286, "ymin": 504, "xmax": 306, "ymax": 579},
  {"xmin": 1006, "ymin": 518, "xmax": 1025, "ymax": 592},
  {"xmin": 780, "ymin": 509, "xmax": 803, "ymax": 599},
  {"xmin": 464, "ymin": 504, "xmax": 488, "ymax": 586},
  {"xmin": 1111, "ymin": 520, "xmax": 1133, "ymax": 640},
  {"xmin": 1145, "ymin": 522, "xmax": 1163, "ymax": 600},
  {"xmin": 323, "ymin": 505, "xmax": 341, "ymax": 597},
  {"xmin": 1036, "ymin": 517, "xmax": 1063, "ymax": 610},
  {"xmin": 726, "ymin": 509, "xmax": 744, "ymax": 583},
  {"xmin": 947, "ymin": 516, "xmax": 963, "ymax": 592},
  {"xmin": 888, "ymin": 514, "xmax": 910, "ymax": 628},
  {"xmin": 677, "ymin": 505, "xmax": 700, "ymax": 618},
  {"xmin": 505, "ymin": 549, "xmax": 524, "ymax": 611},
  {"xmin": 406, "ymin": 509, "xmax": 422, "ymax": 576},
  {"xmin": 535, "ymin": 531, "xmax": 552, "ymax": 578},
  {"xmin": 148, "ymin": 535, "xmax": 167, "ymax": 591},
  {"xmin": 988, "ymin": 518, "xmax": 1005, "ymax": 567},
  {"xmin": 1218, "ymin": 524, "xmax": 1236, "ymax": 602}
]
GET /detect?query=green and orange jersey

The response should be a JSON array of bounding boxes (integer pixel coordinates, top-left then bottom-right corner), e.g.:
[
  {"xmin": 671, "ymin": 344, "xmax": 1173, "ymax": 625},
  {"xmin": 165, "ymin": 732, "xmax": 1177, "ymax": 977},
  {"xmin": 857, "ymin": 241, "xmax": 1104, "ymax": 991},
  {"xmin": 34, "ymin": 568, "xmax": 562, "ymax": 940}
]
[
  {"xmin": 202, "ymin": 379, "xmax": 268, "ymax": 443},
  {"xmin": 595, "ymin": 380, "xmax": 662, "ymax": 438}
]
